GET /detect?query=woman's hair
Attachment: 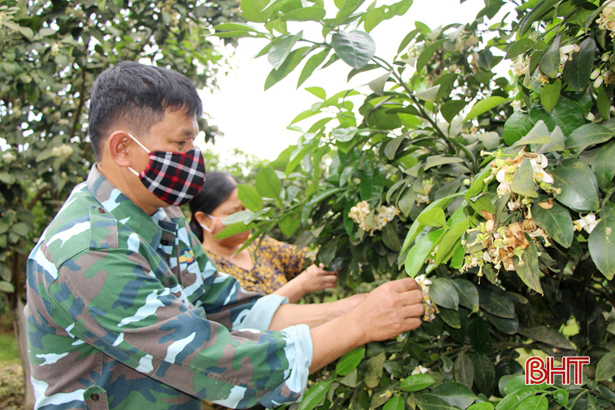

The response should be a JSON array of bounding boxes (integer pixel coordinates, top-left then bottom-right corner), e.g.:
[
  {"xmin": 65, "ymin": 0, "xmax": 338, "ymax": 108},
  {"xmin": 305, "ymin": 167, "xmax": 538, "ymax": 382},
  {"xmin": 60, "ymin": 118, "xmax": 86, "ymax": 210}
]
[{"xmin": 189, "ymin": 171, "xmax": 240, "ymax": 242}]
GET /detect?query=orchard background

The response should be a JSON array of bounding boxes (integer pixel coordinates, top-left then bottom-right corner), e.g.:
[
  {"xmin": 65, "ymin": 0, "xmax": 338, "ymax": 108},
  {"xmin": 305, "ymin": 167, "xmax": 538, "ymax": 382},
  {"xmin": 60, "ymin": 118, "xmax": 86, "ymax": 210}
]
[{"xmin": 2, "ymin": 0, "xmax": 615, "ymax": 409}]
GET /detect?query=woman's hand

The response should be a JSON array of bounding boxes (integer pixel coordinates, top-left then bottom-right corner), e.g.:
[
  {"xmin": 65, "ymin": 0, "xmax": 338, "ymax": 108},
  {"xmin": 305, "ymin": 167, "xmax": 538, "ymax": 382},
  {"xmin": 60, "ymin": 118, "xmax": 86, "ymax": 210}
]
[{"xmin": 297, "ymin": 263, "xmax": 338, "ymax": 294}]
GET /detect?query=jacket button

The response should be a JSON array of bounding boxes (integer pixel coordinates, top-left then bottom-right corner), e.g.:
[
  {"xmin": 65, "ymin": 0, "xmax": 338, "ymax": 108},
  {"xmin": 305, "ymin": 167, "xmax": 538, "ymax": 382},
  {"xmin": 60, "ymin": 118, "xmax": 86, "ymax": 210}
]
[
  {"xmin": 98, "ymin": 207, "xmax": 106, "ymax": 214},
  {"xmin": 91, "ymin": 393, "xmax": 100, "ymax": 401}
]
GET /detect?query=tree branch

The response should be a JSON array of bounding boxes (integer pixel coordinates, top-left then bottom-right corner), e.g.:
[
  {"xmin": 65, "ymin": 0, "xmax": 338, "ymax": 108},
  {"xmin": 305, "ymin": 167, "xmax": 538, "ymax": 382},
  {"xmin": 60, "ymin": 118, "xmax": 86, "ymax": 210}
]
[{"xmin": 27, "ymin": 184, "xmax": 51, "ymax": 211}]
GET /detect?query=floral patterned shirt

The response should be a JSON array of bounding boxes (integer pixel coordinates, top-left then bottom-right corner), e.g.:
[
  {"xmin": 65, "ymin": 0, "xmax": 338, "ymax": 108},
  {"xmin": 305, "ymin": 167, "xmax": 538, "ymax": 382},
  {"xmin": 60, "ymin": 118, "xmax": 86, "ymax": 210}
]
[{"xmin": 204, "ymin": 236, "xmax": 308, "ymax": 295}]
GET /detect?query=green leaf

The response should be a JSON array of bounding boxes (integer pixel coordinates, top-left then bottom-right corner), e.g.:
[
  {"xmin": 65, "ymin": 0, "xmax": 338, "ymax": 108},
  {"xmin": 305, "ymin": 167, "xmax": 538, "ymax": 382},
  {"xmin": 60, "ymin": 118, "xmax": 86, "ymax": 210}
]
[
  {"xmin": 471, "ymin": 353, "xmax": 495, "ymax": 397},
  {"xmin": 0, "ymin": 281, "xmax": 14, "ymax": 293},
  {"xmin": 589, "ymin": 203, "xmax": 615, "ymax": 280},
  {"xmin": 439, "ymin": 308, "xmax": 461, "ymax": 329},
  {"xmin": 297, "ymin": 48, "xmax": 330, "ymax": 88},
  {"xmin": 382, "ymin": 222, "xmax": 401, "ymax": 251},
  {"xmin": 400, "ymin": 373, "xmax": 436, "ymax": 392},
  {"xmin": 279, "ymin": 211, "xmax": 301, "ymax": 237},
  {"xmin": 593, "ymin": 140, "xmax": 615, "ymax": 190},
  {"xmin": 468, "ymin": 403, "xmax": 494, "ymax": 410},
  {"xmin": 364, "ymin": 352, "xmax": 386, "ymax": 388},
  {"xmin": 510, "ymin": 158, "xmax": 538, "ymax": 198},
  {"xmin": 518, "ymin": 326, "xmax": 574, "ymax": 349},
  {"xmin": 255, "ymin": 167, "xmax": 281, "ymax": 201},
  {"xmin": 282, "ymin": 7, "xmax": 326, "ymax": 21},
  {"xmin": 518, "ymin": 0, "xmax": 559, "ymax": 35},
  {"xmin": 468, "ymin": 317, "xmax": 492, "ymax": 354},
  {"xmin": 596, "ymin": 352, "xmax": 615, "ymax": 381},
  {"xmin": 430, "ymin": 278, "xmax": 459, "ymax": 310},
  {"xmin": 503, "ymin": 111, "xmax": 535, "ymax": 146},
  {"xmin": 265, "ymin": 46, "xmax": 310, "ymax": 90},
  {"xmin": 268, "ymin": 32, "xmax": 303, "ymax": 70},
  {"xmin": 336, "ymin": 347, "xmax": 365, "ymax": 376},
  {"xmin": 213, "ymin": 23, "xmax": 262, "ymax": 32},
  {"xmin": 405, "ymin": 229, "xmax": 445, "ymax": 277},
  {"xmin": 540, "ymin": 79, "xmax": 561, "ymax": 112},
  {"xmin": 530, "ymin": 98, "xmax": 586, "ymax": 136},
  {"xmin": 506, "ymin": 38, "xmax": 535, "ymax": 59},
  {"xmin": 298, "ymin": 380, "xmax": 333, "ymax": 410},
  {"xmin": 441, "ymin": 100, "xmax": 467, "ymax": 123},
  {"xmin": 513, "ymin": 120, "xmax": 550, "ymax": 147},
  {"xmin": 12, "ymin": 222, "xmax": 29, "ymax": 237},
  {"xmin": 431, "ymin": 382, "xmax": 477, "ymax": 409},
  {"xmin": 518, "ymin": 395, "xmax": 548, "ymax": 410},
  {"xmin": 241, "ymin": 0, "xmax": 271, "ymax": 22},
  {"xmin": 451, "ymin": 279, "xmax": 479, "ymax": 313},
  {"xmin": 214, "ymin": 221, "xmax": 253, "ymax": 239},
  {"xmin": 539, "ymin": 34, "xmax": 560, "ymax": 78},
  {"xmin": 435, "ymin": 220, "xmax": 470, "ymax": 265},
  {"xmin": 417, "ymin": 39, "xmax": 446, "ymax": 73},
  {"xmin": 332, "ymin": 126, "xmax": 358, "ymax": 142},
  {"xmin": 566, "ymin": 124, "xmax": 615, "ymax": 153},
  {"xmin": 465, "ymin": 97, "xmax": 508, "ymax": 121},
  {"xmin": 563, "ymin": 37, "xmax": 597, "ymax": 90},
  {"xmin": 532, "ymin": 202, "xmax": 573, "ymax": 247},
  {"xmin": 455, "ymin": 352, "xmax": 474, "ymax": 389},
  {"xmin": 238, "ymin": 185, "xmax": 263, "ymax": 212},
  {"xmin": 415, "ymin": 393, "xmax": 458, "ymax": 409},
  {"xmin": 383, "ymin": 395, "xmax": 405, "ymax": 410},
  {"xmin": 484, "ymin": 311, "xmax": 519, "ymax": 334},
  {"xmin": 306, "ymin": 86, "xmax": 326, "ymax": 99},
  {"xmin": 552, "ymin": 158, "xmax": 600, "ymax": 212},
  {"xmin": 335, "ymin": 0, "xmax": 367, "ymax": 23},
  {"xmin": 514, "ymin": 235, "xmax": 543, "ymax": 294},
  {"xmin": 424, "ymin": 155, "xmax": 464, "ymax": 170},
  {"xmin": 331, "ymin": 30, "xmax": 376, "ymax": 69},
  {"xmin": 418, "ymin": 207, "xmax": 446, "ymax": 227},
  {"xmin": 479, "ymin": 286, "xmax": 515, "ymax": 319},
  {"xmin": 364, "ymin": 7, "xmax": 386, "ymax": 33},
  {"xmin": 359, "ymin": 167, "xmax": 384, "ymax": 201}
]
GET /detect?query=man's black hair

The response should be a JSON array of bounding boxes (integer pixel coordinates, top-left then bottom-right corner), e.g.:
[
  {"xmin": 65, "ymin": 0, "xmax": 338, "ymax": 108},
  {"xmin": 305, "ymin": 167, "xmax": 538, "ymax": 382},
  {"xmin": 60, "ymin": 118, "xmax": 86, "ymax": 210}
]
[
  {"xmin": 88, "ymin": 61, "xmax": 203, "ymax": 159},
  {"xmin": 189, "ymin": 172, "xmax": 240, "ymax": 243}
]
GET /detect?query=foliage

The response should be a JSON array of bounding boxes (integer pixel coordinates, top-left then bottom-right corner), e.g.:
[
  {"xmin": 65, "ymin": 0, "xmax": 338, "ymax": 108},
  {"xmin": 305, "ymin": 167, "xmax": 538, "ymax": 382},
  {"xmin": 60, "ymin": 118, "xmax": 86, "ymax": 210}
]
[
  {"xmin": 214, "ymin": 0, "xmax": 615, "ymax": 407},
  {"xmin": 0, "ymin": 0, "xmax": 244, "ymax": 309}
]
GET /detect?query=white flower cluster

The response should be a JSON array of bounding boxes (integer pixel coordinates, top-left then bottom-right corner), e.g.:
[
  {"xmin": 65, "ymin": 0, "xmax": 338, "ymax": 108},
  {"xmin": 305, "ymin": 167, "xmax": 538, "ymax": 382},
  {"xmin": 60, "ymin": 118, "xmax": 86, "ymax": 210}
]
[
  {"xmin": 412, "ymin": 365, "xmax": 429, "ymax": 375},
  {"xmin": 590, "ymin": 53, "xmax": 615, "ymax": 88},
  {"xmin": 485, "ymin": 151, "xmax": 558, "ymax": 200},
  {"xmin": 51, "ymin": 144, "xmax": 73, "ymax": 157},
  {"xmin": 415, "ymin": 274, "xmax": 437, "ymax": 322},
  {"xmin": 512, "ymin": 55, "xmax": 529, "ymax": 77},
  {"xmin": 348, "ymin": 201, "xmax": 399, "ymax": 234},
  {"xmin": 573, "ymin": 212, "xmax": 600, "ymax": 233},
  {"xmin": 598, "ymin": 0, "xmax": 615, "ymax": 37},
  {"xmin": 2, "ymin": 151, "xmax": 16, "ymax": 163}
]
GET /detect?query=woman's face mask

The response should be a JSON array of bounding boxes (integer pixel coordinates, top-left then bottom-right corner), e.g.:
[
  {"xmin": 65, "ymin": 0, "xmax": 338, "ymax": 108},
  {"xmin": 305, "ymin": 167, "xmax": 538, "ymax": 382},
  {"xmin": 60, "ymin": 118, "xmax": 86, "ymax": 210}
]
[
  {"xmin": 128, "ymin": 133, "xmax": 206, "ymax": 206},
  {"xmin": 200, "ymin": 214, "xmax": 250, "ymax": 247}
]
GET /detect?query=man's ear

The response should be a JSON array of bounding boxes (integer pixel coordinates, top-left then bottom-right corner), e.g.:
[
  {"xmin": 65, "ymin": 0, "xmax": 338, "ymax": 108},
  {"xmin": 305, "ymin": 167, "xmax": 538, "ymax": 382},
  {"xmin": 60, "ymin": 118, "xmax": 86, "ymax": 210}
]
[{"xmin": 107, "ymin": 131, "xmax": 133, "ymax": 167}]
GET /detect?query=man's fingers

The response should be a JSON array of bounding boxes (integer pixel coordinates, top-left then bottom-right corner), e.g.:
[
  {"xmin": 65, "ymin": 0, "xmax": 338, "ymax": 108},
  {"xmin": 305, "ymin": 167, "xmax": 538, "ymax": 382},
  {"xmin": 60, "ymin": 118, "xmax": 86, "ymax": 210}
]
[{"xmin": 390, "ymin": 277, "xmax": 421, "ymax": 292}]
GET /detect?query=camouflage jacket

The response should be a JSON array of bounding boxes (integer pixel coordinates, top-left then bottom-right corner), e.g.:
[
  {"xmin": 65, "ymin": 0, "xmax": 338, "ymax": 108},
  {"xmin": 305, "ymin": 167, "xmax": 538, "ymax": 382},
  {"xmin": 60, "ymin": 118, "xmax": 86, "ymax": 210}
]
[{"xmin": 25, "ymin": 165, "xmax": 313, "ymax": 410}]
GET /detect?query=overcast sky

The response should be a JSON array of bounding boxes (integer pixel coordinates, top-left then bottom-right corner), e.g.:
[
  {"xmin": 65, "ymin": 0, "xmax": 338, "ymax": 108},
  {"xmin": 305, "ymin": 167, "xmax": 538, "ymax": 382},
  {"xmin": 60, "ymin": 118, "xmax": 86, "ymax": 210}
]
[{"xmin": 199, "ymin": 0, "xmax": 503, "ymax": 161}]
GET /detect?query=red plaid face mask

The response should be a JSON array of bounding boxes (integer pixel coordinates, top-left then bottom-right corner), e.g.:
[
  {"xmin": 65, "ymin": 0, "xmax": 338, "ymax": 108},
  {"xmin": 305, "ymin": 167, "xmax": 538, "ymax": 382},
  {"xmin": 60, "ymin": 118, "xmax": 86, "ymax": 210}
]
[{"xmin": 127, "ymin": 133, "xmax": 206, "ymax": 206}]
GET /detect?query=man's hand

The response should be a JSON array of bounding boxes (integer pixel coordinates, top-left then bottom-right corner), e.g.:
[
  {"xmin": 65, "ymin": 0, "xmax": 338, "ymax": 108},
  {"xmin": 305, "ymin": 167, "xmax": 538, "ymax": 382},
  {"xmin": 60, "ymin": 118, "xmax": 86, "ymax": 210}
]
[{"xmin": 349, "ymin": 278, "xmax": 424, "ymax": 343}]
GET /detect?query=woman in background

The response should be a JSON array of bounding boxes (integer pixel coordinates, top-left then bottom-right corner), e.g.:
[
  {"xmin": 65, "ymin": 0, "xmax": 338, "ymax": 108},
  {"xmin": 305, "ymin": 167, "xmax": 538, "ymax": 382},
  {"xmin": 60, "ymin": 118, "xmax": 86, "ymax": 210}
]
[{"xmin": 189, "ymin": 172, "xmax": 337, "ymax": 302}]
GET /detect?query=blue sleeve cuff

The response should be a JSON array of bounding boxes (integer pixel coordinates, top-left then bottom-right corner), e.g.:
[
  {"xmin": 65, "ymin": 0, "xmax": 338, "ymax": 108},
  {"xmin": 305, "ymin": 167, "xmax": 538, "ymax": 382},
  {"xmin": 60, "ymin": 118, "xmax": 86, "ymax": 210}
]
[
  {"xmin": 259, "ymin": 324, "xmax": 314, "ymax": 407},
  {"xmin": 235, "ymin": 294, "xmax": 289, "ymax": 330}
]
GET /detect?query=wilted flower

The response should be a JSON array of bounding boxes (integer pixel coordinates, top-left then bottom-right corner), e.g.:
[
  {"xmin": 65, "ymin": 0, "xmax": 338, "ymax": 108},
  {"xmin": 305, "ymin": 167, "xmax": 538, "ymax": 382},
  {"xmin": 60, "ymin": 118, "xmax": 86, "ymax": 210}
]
[
  {"xmin": 415, "ymin": 274, "xmax": 437, "ymax": 322},
  {"xmin": 573, "ymin": 213, "xmax": 600, "ymax": 233}
]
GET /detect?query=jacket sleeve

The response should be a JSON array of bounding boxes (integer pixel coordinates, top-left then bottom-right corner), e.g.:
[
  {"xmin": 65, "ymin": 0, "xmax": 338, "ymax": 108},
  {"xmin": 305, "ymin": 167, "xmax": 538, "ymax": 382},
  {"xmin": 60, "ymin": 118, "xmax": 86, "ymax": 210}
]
[{"xmin": 48, "ymin": 247, "xmax": 313, "ymax": 408}]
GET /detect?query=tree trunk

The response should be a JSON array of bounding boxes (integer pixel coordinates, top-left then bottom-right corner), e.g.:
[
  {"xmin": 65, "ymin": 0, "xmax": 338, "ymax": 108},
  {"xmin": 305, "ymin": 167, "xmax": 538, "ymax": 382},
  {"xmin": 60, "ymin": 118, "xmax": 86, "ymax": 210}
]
[{"xmin": 13, "ymin": 299, "xmax": 34, "ymax": 410}]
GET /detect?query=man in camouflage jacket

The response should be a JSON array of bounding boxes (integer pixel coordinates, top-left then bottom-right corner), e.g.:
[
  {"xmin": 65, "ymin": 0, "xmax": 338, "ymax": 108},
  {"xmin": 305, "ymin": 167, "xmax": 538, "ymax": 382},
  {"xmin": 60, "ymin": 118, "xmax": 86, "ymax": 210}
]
[{"xmin": 25, "ymin": 61, "xmax": 425, "ymax": 409}]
